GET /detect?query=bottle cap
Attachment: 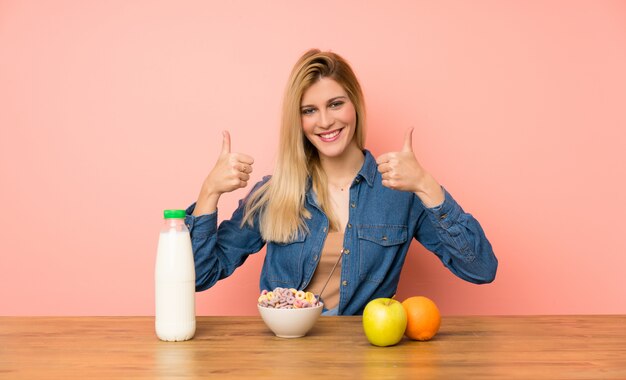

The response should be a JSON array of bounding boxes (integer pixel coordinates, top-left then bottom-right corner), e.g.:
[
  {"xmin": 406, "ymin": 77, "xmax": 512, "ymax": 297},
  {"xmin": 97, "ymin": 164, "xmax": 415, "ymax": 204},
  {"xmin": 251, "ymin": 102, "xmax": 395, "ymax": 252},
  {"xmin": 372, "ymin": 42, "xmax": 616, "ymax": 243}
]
[{"xmin": 163, "ymin": 209, "xmax": 186, "ymax": 219}]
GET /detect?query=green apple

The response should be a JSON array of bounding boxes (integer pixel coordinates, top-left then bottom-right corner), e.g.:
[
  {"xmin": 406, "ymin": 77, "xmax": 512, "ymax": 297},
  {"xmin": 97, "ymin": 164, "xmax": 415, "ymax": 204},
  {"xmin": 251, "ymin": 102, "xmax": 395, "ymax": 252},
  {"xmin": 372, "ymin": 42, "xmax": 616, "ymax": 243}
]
[{"xmin": 362, "ymin": 298, "xmax": 408, "ymax": 347}]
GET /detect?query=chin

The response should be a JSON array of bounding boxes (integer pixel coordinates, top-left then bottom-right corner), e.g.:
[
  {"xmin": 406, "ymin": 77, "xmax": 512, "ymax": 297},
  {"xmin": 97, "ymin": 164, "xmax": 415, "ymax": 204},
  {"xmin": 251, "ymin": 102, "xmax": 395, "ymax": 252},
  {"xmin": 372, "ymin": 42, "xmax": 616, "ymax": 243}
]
[{"xmin": 317, "ymin": 146, "xmax": 348, "ymax": 159}]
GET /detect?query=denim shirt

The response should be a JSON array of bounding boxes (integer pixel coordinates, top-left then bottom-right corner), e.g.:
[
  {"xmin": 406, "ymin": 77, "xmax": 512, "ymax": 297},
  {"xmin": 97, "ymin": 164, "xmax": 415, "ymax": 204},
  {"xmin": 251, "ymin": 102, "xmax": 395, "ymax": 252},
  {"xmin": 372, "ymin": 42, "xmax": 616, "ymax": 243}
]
[{"xmin": 185, "ymin": 150, "xmax": 497, "ymax": 315}]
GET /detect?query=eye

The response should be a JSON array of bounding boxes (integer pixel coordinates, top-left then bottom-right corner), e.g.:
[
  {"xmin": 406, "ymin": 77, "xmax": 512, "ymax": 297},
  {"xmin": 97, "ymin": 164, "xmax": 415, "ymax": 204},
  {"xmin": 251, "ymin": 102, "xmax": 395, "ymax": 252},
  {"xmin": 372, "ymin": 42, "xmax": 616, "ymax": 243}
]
[
  {"xmin": 329, "ymin": 101, "xmax": 344, "ymax": 109},
  {"xmin": 301, "ymin": 107, "xmax": 316, "ymax": 115}
]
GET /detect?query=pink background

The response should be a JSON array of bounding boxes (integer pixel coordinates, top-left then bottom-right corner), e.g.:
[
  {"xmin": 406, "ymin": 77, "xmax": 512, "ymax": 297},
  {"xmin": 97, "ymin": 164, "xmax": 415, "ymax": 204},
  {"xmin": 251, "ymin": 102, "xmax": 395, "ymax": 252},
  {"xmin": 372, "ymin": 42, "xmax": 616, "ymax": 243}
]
[{"xmin": 1, "ymin": 1, "xmax": 625, "ymax": 316}]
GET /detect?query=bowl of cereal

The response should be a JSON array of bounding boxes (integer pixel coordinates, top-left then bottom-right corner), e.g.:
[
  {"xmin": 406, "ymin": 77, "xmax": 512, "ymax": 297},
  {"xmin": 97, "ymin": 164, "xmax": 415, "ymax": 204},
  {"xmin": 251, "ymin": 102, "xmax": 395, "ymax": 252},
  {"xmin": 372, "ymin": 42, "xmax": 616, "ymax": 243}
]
[{"xmin": 257, "ymin": 287, "xmax": 324, "ymax": 338}]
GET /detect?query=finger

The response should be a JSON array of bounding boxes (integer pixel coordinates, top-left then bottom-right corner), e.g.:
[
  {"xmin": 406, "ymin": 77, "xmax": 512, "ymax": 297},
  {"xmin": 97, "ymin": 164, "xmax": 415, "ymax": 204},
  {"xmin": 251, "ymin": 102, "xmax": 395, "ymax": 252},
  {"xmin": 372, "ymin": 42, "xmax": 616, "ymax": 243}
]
[
  {"xmin": 221, "ymin": 130, "xmax": 231, "ymax": 155},
  {"xmin": 381, "ymin": 179, "xmax": 393, "ymax": 189},
  {"xmin": 377, "ymin": 163, "xmax": 391, "ymax": 173},
  {"xmin": 402, "ymin": 127, "xmax": 414, "ymax": 152},
  {"xmin": 376, "ymin": 153, "xmax": 390, "ymax": 165},
  {"xmin": 228, "ymin": 177, "xmax": 247, "ymax": 189},
  {"xmin": 235, "ymin": 172, "xmax": 250, "ymax": 181},
  {"xmin": 237, "ymin": 163, "xmax": 252, "ymax": 174},
  {"xmin": 236, "ymin": 154, "xmax": 254, "ymax": 165},
  {"xmin": 383, "ymin": 169, "xmax": 401, "ymax": 180}
]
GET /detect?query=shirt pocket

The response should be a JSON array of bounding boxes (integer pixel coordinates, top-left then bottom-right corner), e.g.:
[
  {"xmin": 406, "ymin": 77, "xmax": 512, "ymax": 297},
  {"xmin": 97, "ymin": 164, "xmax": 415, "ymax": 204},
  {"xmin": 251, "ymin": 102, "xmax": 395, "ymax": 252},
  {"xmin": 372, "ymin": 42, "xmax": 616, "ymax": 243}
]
[
  {"xmin": 357, "ymin": 224, "xmax": 408, "ymax": 284},
  {"xmin": 265, "ymin": 234, "xmax": 306, "ymax": 285}
]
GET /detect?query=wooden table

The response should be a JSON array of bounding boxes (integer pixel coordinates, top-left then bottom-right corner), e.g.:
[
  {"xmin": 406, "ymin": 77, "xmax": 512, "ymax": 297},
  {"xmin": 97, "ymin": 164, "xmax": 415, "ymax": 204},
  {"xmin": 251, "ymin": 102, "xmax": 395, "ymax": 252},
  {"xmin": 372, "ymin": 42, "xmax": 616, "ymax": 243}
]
[{"xmin": 1, "ymin": 315, "xmax": 625, "ymax": 379}]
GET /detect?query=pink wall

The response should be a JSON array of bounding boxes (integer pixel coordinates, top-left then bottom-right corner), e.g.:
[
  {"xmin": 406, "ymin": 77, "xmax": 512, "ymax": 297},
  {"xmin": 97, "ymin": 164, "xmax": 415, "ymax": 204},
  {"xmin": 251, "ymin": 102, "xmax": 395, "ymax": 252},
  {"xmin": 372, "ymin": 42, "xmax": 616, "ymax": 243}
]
[{"xmin": 1, "ymin": 1, "xmax": 625, "ymax": 316}]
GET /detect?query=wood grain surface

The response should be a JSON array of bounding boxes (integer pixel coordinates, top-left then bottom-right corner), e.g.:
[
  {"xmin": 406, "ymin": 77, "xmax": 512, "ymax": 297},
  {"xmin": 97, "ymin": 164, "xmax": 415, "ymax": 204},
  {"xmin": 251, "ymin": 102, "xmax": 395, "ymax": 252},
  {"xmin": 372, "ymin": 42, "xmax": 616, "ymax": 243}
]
[{"xmin": 1, "ymin": 315, "xmax": 625, "ymax": 379}]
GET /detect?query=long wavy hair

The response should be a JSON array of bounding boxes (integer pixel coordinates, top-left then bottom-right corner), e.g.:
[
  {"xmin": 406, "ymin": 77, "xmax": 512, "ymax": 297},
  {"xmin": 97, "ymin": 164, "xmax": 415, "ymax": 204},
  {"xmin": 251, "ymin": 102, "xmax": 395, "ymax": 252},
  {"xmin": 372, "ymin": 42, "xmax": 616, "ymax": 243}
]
[{"xmin": 241, "ymin": 49, "xmax": 366, "ymax": 243}]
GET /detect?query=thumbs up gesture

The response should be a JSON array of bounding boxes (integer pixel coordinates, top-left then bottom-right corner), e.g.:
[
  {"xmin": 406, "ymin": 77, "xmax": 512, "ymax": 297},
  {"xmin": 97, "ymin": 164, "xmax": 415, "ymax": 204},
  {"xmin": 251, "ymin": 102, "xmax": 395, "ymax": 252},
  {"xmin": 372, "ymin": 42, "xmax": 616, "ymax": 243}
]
[
  {"xmin": 207, "ymin": 131, "xmax": 255, "ymax": 194},
  {"xmin": 376, "ymin": 128, "xmax": 444, "ymax": 207},
  {"xmin": 194, "ymin": 131, "xmax": 255, "ymax": 216}
]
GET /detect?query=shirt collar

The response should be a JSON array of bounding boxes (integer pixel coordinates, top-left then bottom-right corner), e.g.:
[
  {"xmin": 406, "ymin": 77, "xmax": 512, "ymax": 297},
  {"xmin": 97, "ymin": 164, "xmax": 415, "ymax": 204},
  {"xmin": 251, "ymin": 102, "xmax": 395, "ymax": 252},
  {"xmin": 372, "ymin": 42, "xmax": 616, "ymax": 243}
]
[{"xmin": 358, "ymin": 149, "xmax": 377, "ymax": 187}]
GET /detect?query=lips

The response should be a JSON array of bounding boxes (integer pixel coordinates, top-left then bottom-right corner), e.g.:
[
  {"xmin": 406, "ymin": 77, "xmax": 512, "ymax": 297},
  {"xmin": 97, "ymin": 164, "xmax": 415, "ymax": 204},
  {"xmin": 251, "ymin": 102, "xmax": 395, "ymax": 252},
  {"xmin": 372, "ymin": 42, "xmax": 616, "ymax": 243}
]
[{"xmin": 318, "ymin": 128, "xmax": 343, "ymax": 142}]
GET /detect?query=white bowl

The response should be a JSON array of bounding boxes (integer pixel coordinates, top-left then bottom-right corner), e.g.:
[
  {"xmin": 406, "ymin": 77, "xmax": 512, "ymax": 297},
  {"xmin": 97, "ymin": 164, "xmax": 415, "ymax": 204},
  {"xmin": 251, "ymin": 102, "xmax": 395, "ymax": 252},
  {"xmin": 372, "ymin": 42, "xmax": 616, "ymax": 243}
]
[{"xmin": 257, "ymin": 304, "xmax": 323, "ymax": 338}]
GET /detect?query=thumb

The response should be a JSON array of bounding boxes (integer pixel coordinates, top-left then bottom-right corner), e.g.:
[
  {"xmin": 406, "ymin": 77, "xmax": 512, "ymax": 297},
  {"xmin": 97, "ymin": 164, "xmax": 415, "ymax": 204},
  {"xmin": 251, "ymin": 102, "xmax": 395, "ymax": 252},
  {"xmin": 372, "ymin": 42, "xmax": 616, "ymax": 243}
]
[
  {"xmin": 402, "ymin": 127, "xmax": 414, "ymax": 152},
  {"xmin": 221, "ymin": 130, "xmax": 231, "ymax": 155}
]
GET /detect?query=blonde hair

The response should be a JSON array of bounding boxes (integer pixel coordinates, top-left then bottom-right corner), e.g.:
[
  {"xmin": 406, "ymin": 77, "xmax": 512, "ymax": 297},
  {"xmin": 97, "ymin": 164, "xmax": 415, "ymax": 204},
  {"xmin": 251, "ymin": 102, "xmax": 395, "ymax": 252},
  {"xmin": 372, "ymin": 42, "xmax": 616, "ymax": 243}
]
[{"xmin": 242, "ymin": 49, "xmax": 366, "ymax": 243}]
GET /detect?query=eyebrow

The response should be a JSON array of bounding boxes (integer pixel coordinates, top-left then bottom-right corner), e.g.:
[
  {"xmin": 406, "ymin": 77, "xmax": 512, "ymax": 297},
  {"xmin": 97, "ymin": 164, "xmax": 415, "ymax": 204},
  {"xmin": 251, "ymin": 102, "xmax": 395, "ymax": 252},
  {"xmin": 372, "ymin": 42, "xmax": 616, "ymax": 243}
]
[{"xmin": 300, "ymin": 96, "xmax": 348, "ymax": 109}]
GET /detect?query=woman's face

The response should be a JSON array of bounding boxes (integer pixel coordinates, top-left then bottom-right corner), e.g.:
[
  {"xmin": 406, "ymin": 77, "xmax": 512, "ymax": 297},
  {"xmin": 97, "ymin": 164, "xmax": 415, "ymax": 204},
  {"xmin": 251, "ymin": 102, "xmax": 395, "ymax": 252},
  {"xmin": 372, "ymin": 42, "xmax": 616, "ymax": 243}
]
[{"xmin": 300, "ymin": 77, "xmax": 358, "ymax": 160}]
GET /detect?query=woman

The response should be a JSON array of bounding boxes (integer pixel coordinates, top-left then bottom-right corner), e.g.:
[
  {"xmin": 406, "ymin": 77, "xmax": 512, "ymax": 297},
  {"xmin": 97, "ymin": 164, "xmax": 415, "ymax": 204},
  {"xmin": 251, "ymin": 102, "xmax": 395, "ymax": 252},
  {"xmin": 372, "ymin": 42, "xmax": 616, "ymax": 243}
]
[{"xmin": 186, "ymin": 49, "xmax": 497, "ymax": 316}]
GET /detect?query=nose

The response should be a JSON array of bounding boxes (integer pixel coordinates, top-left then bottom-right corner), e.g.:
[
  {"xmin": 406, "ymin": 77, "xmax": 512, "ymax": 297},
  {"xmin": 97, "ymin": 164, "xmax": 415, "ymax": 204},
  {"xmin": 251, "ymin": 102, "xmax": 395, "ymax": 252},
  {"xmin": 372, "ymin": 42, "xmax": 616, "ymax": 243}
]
[{"xmin": 317, "ymin": 109, "xmax": 334, "ymax": 129}]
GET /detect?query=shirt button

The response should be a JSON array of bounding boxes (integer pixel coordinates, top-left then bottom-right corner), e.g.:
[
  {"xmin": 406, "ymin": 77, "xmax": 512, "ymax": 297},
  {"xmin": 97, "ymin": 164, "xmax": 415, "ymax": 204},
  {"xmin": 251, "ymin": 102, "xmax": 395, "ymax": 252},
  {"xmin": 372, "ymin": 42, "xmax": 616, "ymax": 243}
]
[
  {"xmin": 342, "ymin": 280, "xmax": 348, "ymax": 286},
  {"xmin": 323, "ymin": 227, "xmax": 327, "ymax": 232},
  {"xmin": 313, "ymin": 255, "xmax": 318, "ymax": 261},
  {"xmin": 355, "ymin": 178, "xmax": 360, "ymax": 183},
  {"xmin": 347, "ymin": 223, "xmax": 352, "ymax": 228},
  {"xmin": 439, "ymin": 213, "xmax": 448, "ymax": 220},
  {"xmin": 350, "ymin": 203, "xmax": 356, "ymax": 208},
  {"xmin": 344, "ymin": 249, "xmax": 350, "ymax": 255}
]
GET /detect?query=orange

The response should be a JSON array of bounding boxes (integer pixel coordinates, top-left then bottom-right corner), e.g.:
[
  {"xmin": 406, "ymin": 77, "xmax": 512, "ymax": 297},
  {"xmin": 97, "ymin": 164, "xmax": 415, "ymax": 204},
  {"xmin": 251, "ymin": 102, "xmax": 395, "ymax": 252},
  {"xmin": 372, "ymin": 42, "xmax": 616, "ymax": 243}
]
[{"xmin": 401, "ymin": 296, "xmax": 441, "ymax": 341}]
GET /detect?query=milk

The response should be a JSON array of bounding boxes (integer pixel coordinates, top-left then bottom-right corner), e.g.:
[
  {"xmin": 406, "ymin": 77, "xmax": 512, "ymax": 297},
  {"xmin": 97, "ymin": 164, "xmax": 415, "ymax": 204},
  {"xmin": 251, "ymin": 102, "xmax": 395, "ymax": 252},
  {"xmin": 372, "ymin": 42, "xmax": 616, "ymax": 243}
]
[{"xmin": 155, "ymin": 210, "xmax": 196, "ymax": 341}]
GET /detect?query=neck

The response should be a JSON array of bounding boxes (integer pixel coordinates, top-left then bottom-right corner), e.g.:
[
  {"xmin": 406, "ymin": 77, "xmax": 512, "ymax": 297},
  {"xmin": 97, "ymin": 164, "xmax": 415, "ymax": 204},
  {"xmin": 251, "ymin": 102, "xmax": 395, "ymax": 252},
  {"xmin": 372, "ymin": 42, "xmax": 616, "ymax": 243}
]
[{"xmin": 319, "ymin": 143, "xmax": 365, "ymax": 187}]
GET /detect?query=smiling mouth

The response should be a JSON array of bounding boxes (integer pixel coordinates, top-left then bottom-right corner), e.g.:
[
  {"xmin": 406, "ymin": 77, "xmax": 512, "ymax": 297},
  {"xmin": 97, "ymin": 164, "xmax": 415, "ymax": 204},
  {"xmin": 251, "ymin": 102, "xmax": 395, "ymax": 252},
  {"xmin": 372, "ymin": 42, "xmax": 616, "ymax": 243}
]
[{"xmin": 318, "ymin": 128, "xmax": 343, "ymax": 142}]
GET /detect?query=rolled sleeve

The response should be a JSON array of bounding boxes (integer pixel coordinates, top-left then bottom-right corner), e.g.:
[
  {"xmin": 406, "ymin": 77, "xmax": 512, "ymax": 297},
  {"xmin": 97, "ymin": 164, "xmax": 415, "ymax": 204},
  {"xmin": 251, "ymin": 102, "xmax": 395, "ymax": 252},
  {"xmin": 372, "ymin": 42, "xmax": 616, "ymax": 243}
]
[{"xmin": 185, "ymin": 203, "xmax": 217, "ymax": 239}]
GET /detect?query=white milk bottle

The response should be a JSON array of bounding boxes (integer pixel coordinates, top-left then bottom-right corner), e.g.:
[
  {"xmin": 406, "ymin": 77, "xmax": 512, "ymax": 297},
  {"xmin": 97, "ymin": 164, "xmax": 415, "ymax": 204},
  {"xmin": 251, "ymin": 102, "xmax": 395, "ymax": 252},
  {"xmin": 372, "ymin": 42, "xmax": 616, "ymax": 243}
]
[{"xmin": 155, "ymin": 209, "xmax": 196, "ymax": 341}]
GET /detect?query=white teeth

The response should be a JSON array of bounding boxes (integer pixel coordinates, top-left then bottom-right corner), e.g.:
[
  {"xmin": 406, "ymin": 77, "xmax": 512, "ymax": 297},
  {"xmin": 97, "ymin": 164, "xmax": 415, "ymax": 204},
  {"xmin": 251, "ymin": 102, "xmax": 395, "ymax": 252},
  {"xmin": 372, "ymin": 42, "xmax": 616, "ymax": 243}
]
[{"xmin": 320, "ymin": 130, "xmax": 340, "ymax": 139}]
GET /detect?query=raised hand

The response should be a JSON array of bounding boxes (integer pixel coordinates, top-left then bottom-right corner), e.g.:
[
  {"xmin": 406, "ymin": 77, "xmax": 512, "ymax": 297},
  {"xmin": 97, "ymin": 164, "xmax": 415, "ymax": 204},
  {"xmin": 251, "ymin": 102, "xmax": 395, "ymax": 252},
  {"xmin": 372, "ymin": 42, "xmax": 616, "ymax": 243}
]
[
  {"xmin": 208, "ymin": 131, "xmax": 254, "ymax": 194},
  {"xmin": 376, "ymin": 127, "xmax": 444, "ymax": 207},
  {"xmin": 376, "ymin": 127, "xmax": 423, "ymax": 192},
  {"xmin": 193, "ymin": 131, "xmax": 255, "ymax": 216}
]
